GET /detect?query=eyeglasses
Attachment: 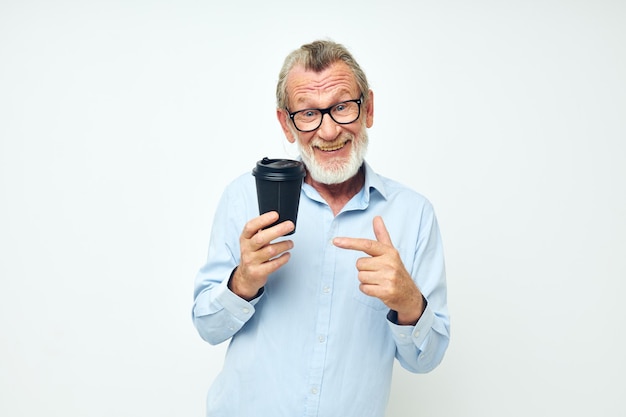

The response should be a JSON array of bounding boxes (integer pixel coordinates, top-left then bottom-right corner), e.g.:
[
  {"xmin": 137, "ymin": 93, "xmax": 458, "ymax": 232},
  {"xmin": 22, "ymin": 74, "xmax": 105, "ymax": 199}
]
[{"xmin": 287, "ymin": 96, "xmax": 363, "ymax": 132}]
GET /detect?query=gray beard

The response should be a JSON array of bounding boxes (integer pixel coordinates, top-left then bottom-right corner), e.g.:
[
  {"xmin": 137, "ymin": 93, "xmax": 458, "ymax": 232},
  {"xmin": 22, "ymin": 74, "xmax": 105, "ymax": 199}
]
[{"xmin": 296, "ymin": 130, "xmax": 369, "ymax": 185}]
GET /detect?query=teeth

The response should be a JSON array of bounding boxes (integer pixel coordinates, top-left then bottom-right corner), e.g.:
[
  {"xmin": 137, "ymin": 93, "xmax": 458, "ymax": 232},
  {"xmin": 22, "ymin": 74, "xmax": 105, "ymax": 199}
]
[{"xmin": 317, "ymin": 141, "xmax": 347, "ymax": 152}]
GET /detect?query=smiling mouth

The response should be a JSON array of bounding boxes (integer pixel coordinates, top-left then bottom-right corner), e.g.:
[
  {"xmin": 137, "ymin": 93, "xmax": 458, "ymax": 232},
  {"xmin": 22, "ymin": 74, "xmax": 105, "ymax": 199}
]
[{"xmin": 315, "ymin": 140, "xmax": 350, "ymax": 152}]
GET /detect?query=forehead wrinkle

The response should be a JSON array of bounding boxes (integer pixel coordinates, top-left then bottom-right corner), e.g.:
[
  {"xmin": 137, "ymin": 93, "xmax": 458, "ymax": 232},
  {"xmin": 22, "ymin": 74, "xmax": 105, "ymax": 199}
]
[{"xmin": 287, "ymin": 63, "xmax": 358, "ymax": 107}]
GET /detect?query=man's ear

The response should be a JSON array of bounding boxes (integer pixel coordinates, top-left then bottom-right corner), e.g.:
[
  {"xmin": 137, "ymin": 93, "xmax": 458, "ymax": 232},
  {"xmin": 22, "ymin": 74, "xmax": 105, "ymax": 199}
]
[
  {"xmin": 277, "ymin": 109, "xmax": 296, "ymax": 143},
  {"xmin": 365, "ymin": 89, "xmax": 374, "ymax": 128}
]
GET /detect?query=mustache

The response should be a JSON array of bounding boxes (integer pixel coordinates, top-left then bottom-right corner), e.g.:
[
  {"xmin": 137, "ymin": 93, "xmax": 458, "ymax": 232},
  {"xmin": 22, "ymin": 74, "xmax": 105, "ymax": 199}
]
[{"xmin": 309, "ymin": 133, "xmax": 355, "ymax": 149}]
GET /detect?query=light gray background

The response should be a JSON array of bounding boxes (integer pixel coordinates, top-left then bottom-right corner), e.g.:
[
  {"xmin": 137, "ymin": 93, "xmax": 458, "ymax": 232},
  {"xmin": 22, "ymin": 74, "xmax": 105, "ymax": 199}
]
[{"xmin": 1, "ymin": 1, "xmax": 625, "ymax": 416}]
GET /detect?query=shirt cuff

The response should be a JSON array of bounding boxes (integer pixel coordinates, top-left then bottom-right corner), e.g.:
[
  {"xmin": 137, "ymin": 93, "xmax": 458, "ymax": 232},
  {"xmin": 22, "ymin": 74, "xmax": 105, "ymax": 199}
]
[
  {"xmin": 214, "ymin": 277, "xmax": 263, "ymax": 322},
  {"xmin": 387, "ymin": 301, "xmax": 435, "ymax": 347}
]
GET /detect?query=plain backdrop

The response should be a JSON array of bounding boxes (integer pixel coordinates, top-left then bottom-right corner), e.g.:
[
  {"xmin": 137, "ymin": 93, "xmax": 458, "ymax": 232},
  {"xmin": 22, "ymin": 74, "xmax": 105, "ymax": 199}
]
[{"xmin": 1, "ymin": 1, "xmax": 625, "ymax": 416}]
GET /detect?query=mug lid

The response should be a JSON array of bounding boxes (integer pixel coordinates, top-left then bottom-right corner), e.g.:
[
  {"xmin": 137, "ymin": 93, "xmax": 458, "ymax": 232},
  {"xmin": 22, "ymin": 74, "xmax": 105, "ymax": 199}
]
[{"xmin": 252, "ymin": 157, "xmax": 306, "ymax": 181}]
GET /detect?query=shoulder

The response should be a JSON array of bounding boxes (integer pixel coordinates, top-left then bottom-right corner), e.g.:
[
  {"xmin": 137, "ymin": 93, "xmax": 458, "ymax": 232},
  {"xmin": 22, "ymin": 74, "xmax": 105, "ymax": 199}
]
[
  {"xmin": 216, "ymin": 170, "xmax": 257, "ymax": 211},
  {"xmin": 366, "ymin": 164, "xmax": 434, "ymax": 211},
  {"xmin": 223, "ymin": 170, "xmax": 256, "ymax": 194}
]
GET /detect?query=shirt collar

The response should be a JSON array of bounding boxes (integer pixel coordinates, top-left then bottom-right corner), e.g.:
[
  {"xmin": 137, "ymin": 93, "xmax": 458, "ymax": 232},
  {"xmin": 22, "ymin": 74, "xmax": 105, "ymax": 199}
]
[
  {"xmin": 362, "ymin": 161, "xmax": 388, "ymax": 202},
  {"xmin": 301, "ymin": 161, "xmax": 388, "ymax": 209}
]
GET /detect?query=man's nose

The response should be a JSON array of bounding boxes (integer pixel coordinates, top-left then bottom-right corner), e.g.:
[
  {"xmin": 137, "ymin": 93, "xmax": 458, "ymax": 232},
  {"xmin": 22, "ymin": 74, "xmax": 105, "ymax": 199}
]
[{"xmin": 316, "ymin": 113, "xmax": 340, "ymax": 140}]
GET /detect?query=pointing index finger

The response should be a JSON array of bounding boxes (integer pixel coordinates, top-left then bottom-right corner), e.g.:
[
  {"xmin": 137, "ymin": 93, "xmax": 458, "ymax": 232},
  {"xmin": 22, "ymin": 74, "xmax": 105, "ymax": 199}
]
[
  {"xmin": 333, "ymin": 216, "xmax": 394, "ymax": 256},
  {"xmin": 333, "ymin": 236, "xmax": 386, "ymax": 256}
]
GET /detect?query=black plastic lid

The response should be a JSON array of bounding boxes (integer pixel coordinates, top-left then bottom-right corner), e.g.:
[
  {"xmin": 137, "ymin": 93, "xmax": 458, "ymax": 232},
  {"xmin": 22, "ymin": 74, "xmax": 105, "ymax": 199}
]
[{"xmin": 252, "ymin": 157, "xmax": 306, "ymax": 181}]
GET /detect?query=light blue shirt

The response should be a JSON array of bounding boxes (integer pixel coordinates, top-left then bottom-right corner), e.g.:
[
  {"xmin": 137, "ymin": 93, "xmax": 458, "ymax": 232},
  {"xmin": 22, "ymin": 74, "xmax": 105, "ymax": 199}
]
[{"xmin": 192, "ymin": 162, "xmax": 450, "ymax": 417}]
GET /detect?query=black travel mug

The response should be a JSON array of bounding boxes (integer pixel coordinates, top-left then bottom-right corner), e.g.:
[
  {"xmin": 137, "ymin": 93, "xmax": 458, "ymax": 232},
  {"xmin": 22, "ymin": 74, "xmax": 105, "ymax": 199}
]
[{"xmin": 252, "ymin": 157, "xmax": 306, "ymax": 236}]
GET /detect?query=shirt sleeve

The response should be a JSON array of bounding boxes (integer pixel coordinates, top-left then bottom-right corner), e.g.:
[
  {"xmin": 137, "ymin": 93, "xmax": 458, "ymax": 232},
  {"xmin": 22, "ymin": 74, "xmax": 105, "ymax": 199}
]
[
  {"xmin": 193, "ymin": 273, "xmax": 263, "ymax": 345},
  {"xmin": 386, "ymin": 201, "xmax": 450, "ymax": 373},
  {"xmin": 192, "ymin": 176, "xmax": 261, "ymax": 345}
]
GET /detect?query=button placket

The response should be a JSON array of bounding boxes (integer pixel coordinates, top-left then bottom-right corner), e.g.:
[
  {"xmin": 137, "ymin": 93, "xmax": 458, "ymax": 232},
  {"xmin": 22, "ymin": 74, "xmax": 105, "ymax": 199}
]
[{"xmin": 304, "ymin": 213, "xmax": 336, "ymax": 415}]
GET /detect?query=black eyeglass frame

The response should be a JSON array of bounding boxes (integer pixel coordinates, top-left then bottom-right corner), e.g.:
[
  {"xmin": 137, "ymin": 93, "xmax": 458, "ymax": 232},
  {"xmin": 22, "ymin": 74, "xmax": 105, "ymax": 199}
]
[{"xmin": 286, "ymin": 95, "xmax": 363, "ymax": 132}]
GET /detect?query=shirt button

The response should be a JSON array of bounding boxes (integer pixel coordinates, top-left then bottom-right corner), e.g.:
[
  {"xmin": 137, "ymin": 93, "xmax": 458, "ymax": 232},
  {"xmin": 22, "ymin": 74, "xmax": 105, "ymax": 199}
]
[
  {"xmin": 322, "ymin": 286, "xmax": 330, "ymax": 293},
  {"xmin": 311, "ymin": 387, "xmax": 319, "ymax": 395},
  {"xmin": 242, "ymin": 307, "xmax": 250, "ymax": 314},
  {"xmin": 318, "ymin": 335, "xmax": 326, "ymax": 343},
  {"xmin": 413, "ymin": 330, "xmax": 420, "ymax": 337},
  {"xmin": 399, "ymin": 333, "xmax": 407, "ymax": 339}
]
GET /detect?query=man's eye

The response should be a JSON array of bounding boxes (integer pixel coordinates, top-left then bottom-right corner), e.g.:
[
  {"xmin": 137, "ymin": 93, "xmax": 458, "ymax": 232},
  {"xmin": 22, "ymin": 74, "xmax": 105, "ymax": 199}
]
[{"xmin": 334, "ymin": 104, "xmax": 347, "ymax": 112}]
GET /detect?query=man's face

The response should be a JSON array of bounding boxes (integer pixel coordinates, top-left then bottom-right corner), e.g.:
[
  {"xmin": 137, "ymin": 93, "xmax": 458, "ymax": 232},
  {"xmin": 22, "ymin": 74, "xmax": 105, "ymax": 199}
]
[{"xmin": 278, "ymin": 61, "xmax": 374, "ymax": 185}]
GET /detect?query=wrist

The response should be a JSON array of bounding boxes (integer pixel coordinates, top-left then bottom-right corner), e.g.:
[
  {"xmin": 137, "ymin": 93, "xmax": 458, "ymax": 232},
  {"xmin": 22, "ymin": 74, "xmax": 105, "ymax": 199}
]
[
  {"xmin": 228, "ymin": 267, "xmax": 262, "ymax": 301},
  {"xmin": 395, "ymin": 295, "xmax": 427, "ymax": 326}
]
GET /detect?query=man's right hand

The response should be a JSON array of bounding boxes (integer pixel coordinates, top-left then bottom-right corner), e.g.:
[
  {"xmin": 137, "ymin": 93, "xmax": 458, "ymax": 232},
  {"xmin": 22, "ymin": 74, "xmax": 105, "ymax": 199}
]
[{"xmin": 229, "ymin": 211, "xmax": 295, "ymax": 300}]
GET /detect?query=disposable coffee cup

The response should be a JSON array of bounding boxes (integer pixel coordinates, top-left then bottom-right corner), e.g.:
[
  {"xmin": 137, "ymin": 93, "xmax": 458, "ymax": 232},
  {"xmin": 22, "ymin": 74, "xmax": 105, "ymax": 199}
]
[{"xmin": 252, "ymin": 157, "xmax": 306, "ymax": 235}]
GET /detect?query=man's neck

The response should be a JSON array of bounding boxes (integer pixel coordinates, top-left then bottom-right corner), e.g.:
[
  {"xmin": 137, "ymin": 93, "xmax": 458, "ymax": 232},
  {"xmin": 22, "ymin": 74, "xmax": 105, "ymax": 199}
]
[{"xmin": 306, "ymin": 165, "xmax": 365, "ymax": 216}]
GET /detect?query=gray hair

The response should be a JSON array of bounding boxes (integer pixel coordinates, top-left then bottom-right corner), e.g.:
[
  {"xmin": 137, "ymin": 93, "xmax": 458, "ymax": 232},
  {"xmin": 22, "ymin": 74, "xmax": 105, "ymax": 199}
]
[{"xmin": 276, "ymin": 40, "xmax": 370, "ymax": 110}]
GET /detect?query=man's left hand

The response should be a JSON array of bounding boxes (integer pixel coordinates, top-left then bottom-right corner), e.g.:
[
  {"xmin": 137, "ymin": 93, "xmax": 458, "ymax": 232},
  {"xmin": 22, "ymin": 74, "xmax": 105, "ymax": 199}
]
[{"xmin": 333, "ymin": 216, "xmax": 425, "ymax": 325}]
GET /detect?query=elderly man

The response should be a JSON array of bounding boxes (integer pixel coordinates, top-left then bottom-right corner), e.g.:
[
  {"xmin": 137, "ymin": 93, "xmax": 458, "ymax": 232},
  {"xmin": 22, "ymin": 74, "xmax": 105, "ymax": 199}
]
[{"xmin": 193, "ymin": 39, "xmax": 450, "ymax": 417}]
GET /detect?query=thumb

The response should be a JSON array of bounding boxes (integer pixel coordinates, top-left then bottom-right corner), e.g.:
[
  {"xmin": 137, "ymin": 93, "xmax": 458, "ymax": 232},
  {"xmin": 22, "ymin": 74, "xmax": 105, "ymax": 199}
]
[{"xmin": 373, "ymin": 216, "xmax": 393, "ymax": 246}]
